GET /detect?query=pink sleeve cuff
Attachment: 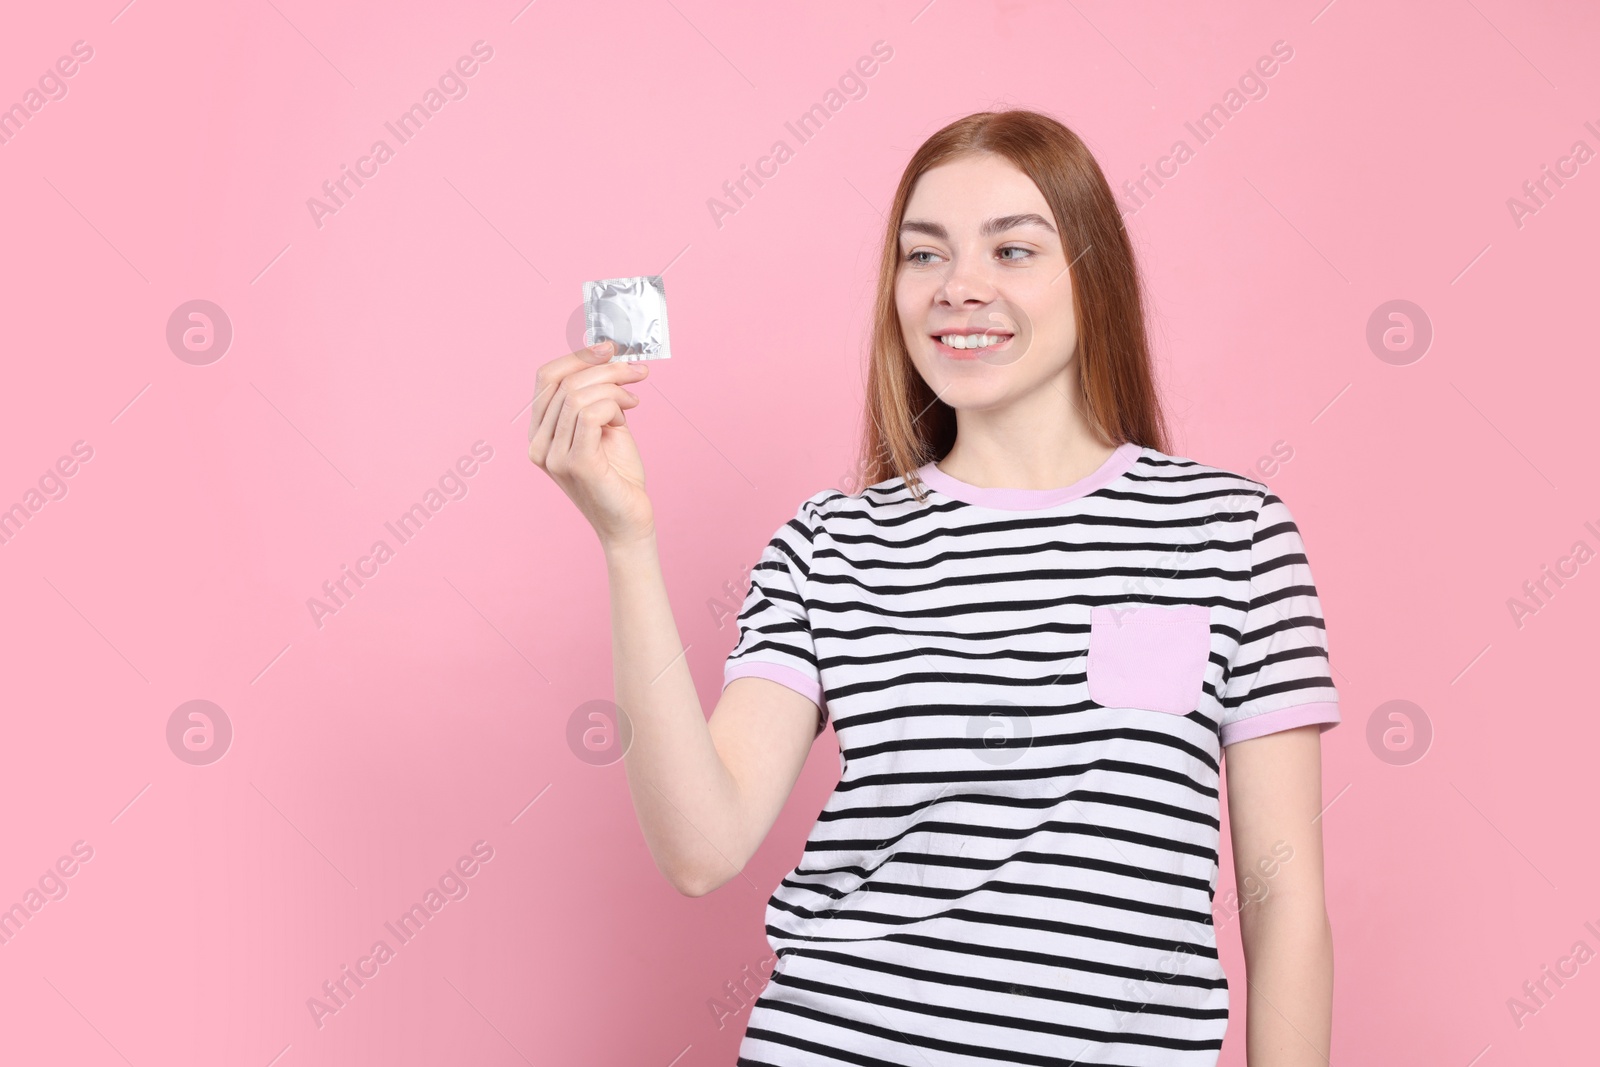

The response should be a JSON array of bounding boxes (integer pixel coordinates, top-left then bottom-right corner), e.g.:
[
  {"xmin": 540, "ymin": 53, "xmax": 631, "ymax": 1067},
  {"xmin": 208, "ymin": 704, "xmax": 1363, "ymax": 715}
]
[
  {"xmin": 724, "ymin": 661, "xmax": 825, "ymax": 711},
  {"xmin": 1221, "ymin": 701, "xmax": 1340, "ymax": 747}
]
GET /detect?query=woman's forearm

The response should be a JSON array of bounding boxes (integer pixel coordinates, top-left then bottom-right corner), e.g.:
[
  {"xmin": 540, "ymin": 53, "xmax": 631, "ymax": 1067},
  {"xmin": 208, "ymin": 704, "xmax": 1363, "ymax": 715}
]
[
  {"xmin": 1240, "ymin": 904, "xmax": 1333, "ymax": 1066},
  {"xmin": 603, "ymin": 534, "xmax": 745, "ymax": 895}
]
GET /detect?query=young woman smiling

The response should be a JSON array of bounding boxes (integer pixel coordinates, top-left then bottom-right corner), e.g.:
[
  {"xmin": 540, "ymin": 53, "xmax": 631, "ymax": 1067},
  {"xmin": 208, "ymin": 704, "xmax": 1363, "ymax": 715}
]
[{"xmin": 530, "ymin": 109, "xmax": 1338, "ymax": 1067}]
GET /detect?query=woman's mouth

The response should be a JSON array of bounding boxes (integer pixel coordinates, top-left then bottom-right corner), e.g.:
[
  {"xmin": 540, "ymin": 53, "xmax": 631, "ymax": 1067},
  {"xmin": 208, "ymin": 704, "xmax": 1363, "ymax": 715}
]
[{"xmin": 932, "ymin": 332, "xmax": 1015, "ymax": 359}]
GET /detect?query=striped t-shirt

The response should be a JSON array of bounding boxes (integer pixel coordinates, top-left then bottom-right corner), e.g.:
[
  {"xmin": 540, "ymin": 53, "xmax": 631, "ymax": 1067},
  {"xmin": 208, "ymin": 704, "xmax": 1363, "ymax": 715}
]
[{"xmin": 722, "ymin": 442, "xmax": 1340, "ymax": 1066}]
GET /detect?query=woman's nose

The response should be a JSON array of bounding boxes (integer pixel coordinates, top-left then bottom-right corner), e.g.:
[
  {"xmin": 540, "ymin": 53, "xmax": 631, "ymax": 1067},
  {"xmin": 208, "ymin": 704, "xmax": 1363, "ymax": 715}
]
[{"xmin": 935, "ymin": 255, "xmax": 995, "ymax": 306}]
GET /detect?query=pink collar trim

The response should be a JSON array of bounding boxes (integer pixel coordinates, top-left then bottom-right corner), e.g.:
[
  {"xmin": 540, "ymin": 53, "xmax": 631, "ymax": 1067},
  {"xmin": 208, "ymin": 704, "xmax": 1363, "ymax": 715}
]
[{"xmin": 915, "ymin": 442, "xmax": 1143, "ymax": 511}]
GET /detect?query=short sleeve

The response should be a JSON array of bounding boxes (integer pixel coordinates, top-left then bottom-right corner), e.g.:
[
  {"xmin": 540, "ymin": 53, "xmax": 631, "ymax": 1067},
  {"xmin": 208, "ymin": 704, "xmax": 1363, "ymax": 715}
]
[
  {"xmin": 1219, "ymin": 490, "xmax": 1341, "ymax": 747},
  {"xmin": 723, "ymin": 495, "xmax": 828, "ymax": 734}
]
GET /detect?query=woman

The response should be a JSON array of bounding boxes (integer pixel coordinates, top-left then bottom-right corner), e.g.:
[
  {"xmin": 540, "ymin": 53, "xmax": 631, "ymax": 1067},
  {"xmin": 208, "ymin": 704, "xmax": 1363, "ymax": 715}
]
[{"xmin": 531, "ymin": 109, "xmax": 1337, "ymax": 1066}]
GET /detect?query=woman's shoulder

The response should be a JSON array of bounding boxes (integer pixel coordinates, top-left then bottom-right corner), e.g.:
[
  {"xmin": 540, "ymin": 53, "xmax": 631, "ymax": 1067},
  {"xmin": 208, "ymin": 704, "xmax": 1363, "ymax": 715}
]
[
  {"xmin": 1128, "ymin": 444, "xmax": 1275, "ymax": 497},
  {"xmin": 1127, "ymin": 445, "xmax": 1325, "ymax": 538},
  {"xmin": 787, "ymin": 467, "xmax": 928, "ymax": 528}
]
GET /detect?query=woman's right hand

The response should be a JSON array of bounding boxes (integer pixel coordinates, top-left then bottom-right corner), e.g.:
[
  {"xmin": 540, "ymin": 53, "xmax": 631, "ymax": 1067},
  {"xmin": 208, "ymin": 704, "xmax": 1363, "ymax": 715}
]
[{"xmin": 528, "ymin": 339, "xmax": 655, "ymax": 550}]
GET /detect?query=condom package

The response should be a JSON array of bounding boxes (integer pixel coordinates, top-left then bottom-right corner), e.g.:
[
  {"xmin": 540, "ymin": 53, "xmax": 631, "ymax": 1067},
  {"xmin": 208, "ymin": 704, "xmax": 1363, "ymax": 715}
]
[{"xmin": 583, "ymin": 275, "xmax": 672, "ymax": 362}]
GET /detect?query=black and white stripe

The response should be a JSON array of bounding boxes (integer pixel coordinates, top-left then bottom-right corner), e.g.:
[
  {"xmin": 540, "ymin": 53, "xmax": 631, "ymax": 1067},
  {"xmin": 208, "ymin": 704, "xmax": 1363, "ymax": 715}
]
[{"xmin": 724, "ymin": 445, "xmax": 1339, "ymax": 1066}]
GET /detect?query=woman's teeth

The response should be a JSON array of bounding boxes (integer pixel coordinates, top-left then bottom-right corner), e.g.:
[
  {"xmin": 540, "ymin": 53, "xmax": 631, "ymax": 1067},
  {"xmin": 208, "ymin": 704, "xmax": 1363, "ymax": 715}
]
[{"xmin": 937, "ymin": 334, "xmax": 1009, "ymax": 350}]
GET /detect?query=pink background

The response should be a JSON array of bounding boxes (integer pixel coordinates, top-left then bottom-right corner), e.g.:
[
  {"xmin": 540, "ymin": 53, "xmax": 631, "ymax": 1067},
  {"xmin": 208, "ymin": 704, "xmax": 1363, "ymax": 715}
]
[{"xmin": 2, "ymin": 0, "xmax": 1596, "ymax": 1063}]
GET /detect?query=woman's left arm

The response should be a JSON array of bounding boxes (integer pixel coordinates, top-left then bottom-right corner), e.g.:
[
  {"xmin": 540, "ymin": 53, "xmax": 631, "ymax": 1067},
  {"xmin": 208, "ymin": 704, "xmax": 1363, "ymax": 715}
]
[{"xmin": 1223, "ymin": 723, "xmax": 1333, "ymax": 1067}]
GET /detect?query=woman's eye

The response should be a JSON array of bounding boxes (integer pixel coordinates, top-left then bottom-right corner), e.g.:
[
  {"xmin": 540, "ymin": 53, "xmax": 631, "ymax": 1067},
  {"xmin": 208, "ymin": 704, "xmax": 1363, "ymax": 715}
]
[{"xmin": 904, "ymin": 247, "xmax": 1030, "ymax": 264}]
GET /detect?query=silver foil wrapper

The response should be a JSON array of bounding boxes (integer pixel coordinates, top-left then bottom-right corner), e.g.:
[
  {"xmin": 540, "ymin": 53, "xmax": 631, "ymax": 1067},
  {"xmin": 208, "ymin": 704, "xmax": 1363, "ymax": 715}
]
[{"xmin": 583, "ymin": 275, "xmax": 671, "ymax": 362}]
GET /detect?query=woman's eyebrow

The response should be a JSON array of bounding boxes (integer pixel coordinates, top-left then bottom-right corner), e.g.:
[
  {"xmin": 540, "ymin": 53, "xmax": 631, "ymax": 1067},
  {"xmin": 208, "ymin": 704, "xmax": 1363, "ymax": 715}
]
[{"xmin": 899, "ymin": 213, "xmax": 1057, "ymax": 240}]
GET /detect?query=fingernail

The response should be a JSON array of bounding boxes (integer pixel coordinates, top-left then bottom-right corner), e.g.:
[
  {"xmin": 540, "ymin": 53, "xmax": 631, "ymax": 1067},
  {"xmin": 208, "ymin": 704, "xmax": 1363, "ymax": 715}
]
[{"xmin": 590, "ymin": 340, "xmax": 612, "ymax": 355}]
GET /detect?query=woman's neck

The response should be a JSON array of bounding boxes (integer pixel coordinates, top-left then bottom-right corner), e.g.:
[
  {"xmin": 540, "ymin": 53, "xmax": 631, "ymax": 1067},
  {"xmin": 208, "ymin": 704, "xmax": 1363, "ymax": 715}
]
[{"xmin": 936, "ymin": 421, "xmax": 1118, "ymax": 492}]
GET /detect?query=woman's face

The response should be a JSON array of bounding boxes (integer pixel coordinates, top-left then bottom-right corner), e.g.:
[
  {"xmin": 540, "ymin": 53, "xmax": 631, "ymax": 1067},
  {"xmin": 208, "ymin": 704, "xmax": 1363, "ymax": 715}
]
[{"xmin": 895, "ymin": 152, "xmax": 1078, "ymax": 413}]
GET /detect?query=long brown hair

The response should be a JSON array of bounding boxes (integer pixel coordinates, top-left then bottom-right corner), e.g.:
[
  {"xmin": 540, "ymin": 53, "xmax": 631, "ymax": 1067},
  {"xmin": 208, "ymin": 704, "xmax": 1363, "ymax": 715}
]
[{"xmin": 853, "ymin": 109, "xmax": 1169, "ymax": 501}]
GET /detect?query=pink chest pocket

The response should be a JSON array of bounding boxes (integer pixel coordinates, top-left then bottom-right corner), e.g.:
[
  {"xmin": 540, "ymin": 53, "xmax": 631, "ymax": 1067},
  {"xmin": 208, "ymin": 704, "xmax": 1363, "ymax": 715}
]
[{"xmin": 1086, "ymin": 604, "xmax": 1212, "ymax": 715}]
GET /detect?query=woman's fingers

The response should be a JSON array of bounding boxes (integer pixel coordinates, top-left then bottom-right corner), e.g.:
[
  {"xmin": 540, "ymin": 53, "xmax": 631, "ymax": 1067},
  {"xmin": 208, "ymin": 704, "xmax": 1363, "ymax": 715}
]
[
  {"xmin": 531, "ymin": 342, "xmax": 611, "ymax": 435},
  {"xmin": 548, "ymin": 381, "xmax": 642, "ymax": 470},
  {"xmin": 569, "ymin": 393, "xmax": 635, "ymax": 463},
  {"xmin": 525, "ymin": 340, "xmax": 656, "ymax": 550},
  {"xmin": 530, "ymin": 350, "xmax": 648, "ymax": 465}
]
